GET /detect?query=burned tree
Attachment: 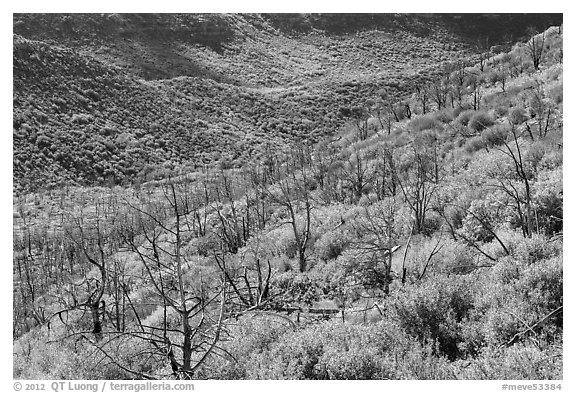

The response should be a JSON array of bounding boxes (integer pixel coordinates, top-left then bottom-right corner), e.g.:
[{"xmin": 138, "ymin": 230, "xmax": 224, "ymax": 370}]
[
  {"xmin": 119, "ymin": 179, "xmax": 228, "ymax": 379},
  {"xmin": 393, "ymin": 145, "xmax": 440, "ymax": 235},
  {"xmin": 347, "ymin": 197, "xmax": 405, "ymax": 295},
  {"xmin": 251, "ymin": 146, "xmax": 314, "ymax": 272},
  {"xmin": 493, "ymin": 124, "xmax": 536, "ymax": 238},
  {"xmin": 526, "ymin": 28, "xmax": 546, "ymax": 71}
]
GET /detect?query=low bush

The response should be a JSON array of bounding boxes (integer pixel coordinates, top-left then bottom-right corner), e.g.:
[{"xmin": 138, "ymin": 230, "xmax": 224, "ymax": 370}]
[
  {"xmin": 452, "ymin": 104, "xmax": 471, "ymax": 119},
  {"xmin": 455, "ymin": 343, "xmax": 562, "ymax": 379},
  {"xmin": 245, "ymin": 321, "xmax": 401, "ymax": 379},
  {"xmin": 194, "ymin": 315, "xmax": 293, "ymax": 379},
  {"xmin": 314, "ymin": 227, "xmax": 351, "ymax": 260},
  {"xmin": 509, "ymin": 106, "xmax": 528, "ymax": 125},
  {"xmin": 405, "ymin": 237, "xmax": 474, "ymax": 277},
  {"xmin": 468, "ymin": 112, "xmax": 495, "ymax": 132},
  {"xmin": 533, "ymin": 169, "xmax": 563, "ymax": 235},
  {"xmin": 456, "ymin": 110, "xmax": 476, "ymax": 126},
  {"xmin": 272, "ymin": 271, "xmax": 320, "ymax": 306},
  {"xmin": 514, "ymin": 256, "xmax": 563, "ymax": 313},
  {"xmin": 547, "ymin": 83, "xmax": 563, "ymax": 104},
  {"xmin": 537, "ymin": 149, "xmax": 562, "ymax": 171},
  {"xmin": 510, "ymin": 234, "xmax": 561, "ymax": 266},
  {"xmin": 409, "ymin": 114, "xmax": 441, "ymax": 132},
  {"xmin": 434, "ymin": 109, "xmax": 453, "ymax": 124},
  {"xmin": 482, "ymin": 125, "xmax": 508, "ymax": 147},
  {"xmin": 493, "ymin": 105, "xmax": 509, "ymax": 118},
  {"xmin": 464, "ymin": 136, "xmax": 486, "ymax": 154},
  {"xmin": 215, "ymin": 319, "xmax": 457, "ymax": 380},
  {"xmin": 387, "ymin": 275, "xmax": 477, "ymax": 360},
  {"xmin": 13, "ymin": 327, "xmax": 142, "ymax": 379},
  {"xmin": 463, "ymin": 252, "xmax": 562, "ymax": 353},
  {"xmin": 487, "ymin": 70, "xmax": 504, "ymax": 86}
]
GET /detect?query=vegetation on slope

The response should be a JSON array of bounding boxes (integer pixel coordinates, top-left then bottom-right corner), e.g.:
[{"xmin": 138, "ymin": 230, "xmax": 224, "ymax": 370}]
[
  {"xmin": 13, "ymin": 14, "xmax": 561, "ymax": 193},
  {"xmin": 13, "ymin": 18, "xmax": 563, "ymax": 380}
]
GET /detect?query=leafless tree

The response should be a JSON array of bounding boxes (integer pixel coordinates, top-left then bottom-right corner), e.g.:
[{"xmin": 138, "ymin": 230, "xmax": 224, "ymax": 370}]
[
  {"xmin": 431, "ymin": 74, "xmax": 450, "ymax": 110},
  {"xmin": 308, "ymin": 139, "xmax": 340, "ymax": 194},
  {"xmin": 529, "ymin": 80, "xmax": 555, "ymax": 139},
  {"xmin": 451, "ymin": 63, "xmax": 467, "ymax": 106},
  {"xmin": 476, "ymin": 36, "xmax": 491, "ymax": 72},
  {"xmin": 119, "ymin": 179, "xmax": 228, "ymax": 379},
  {"xmin": 44, "ymin": 199, "xmax": 122, "ymax": 341},
  {"xmin": 393, "ymin": 146, "xmax": 440, "ymax": 234},
  {"xmin": 440, "ymin": 203, "xmax": 510, "ymax": 262},
  {"xmin": 348, "ymin": 197, "xmax": 403, "ymax": 295},
  {"xmin": 414, "ymin": 84, "xmax": 430, "ymax": 115},
  {"xmin": 340, "ymin": 148, "xmax": 373, "ymax": 204},
  {"xmin": 251, "ymin": 146, "xmax": 313, "ymax": 272},
  {"xmin": 374, "ymin": 143, "xmax": 398, "ymax": 200},
  {"xmin": 526, "ymin": 28, "xmax": 546, "ymax": 71},
  {"xmin": 466, "ymin": 72, "xmax": 483, "ymax": 111},
  {"xmin": 212, "ymin": 237, "xmax": 273, "ymax": 313},
  {"xmin": 493, "ymin": 124, "xmax": 536, "ymax": 238}
]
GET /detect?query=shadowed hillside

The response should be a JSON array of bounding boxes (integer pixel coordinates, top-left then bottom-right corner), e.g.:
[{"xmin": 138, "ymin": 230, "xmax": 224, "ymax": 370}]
[{"xmin": 13, "ymin": 13, "xmax": 560, "ymax": 193}]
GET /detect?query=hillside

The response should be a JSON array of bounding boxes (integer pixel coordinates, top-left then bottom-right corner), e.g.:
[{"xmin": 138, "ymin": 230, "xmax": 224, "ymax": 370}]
[
  {"xmin": 13, "ymin": 13, "xmax": 561, "ymax": 193},
  {"xmin": 13, "ymin": 15, "xmax": 563, "ymax": 381},
  {"xmin": 13, "ymin": 14, "xmax": 560, "ymax": 84}
]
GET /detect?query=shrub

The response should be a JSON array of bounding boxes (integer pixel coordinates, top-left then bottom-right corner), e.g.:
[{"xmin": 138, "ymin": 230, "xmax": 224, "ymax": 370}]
[
  {"xmin": 482, "ymin": 125, "xmax": 508, "ymax": 147},
  {"xmin": 71, "ymin": 113, "xmax": 93, "ymax": 124},
  {"xmin": 456, "ymin": 109, "xmax": 476, "ymax": 126},
  {"xmin": 506, "ymin": 85, "xmax": 523, "ymax": 96},
  {"xmin": 514, "ymin": 256, "xmax": 563, "ymax": 313},
  {"xmin": 409, "ymin": 114, "xmax": 441, "ymax": 132},
  {"xmin": 334, "ymin": 249, "xmax": 385, "ymax": 293},
  {"xmin": 509, "ymin": 106, "xmax": 528, "ymax": 125},
  {"xmin": 309, "ymin": 259, "xmax": 347, "ymax": 301},
  {"xmin": 395, "ymin": 341, "xmax": 456, "ymax": 379},
  {"xmin": 406, "ymin": 237, "xmax": 474, "ymax": 277},
  {"xmin": 468, "ymin": 112, "xmax": 495, "ymax": 132},
  {"xmin": 452, "ymin": 104, "xmax": 471, "ymax": 119},
  {"xmin": 547, "ymin": 83, "xmax": 563, "ymax": 104},
  {"xmin": 455, "ymin": 343, "xmax": 562, "ymax": 379},
  {"xmin": 195, "ymin": 315, "xmax": 291, "ymax": 379},
  {"xmin": 487, "ymin": 70, "xmax": 501, "ymax": 85},
  {"xmin": 460, "ymin": 248, "xmax": 562, "ymax": 356},
  {"xmin": 493, "ymin": 105, "xmax": 509, "ymax": 118},
  {"xmin": 319, "ymin": 337, "xmax": 393, "ymax": 379},
  {"xmin": 387, "ymin": 276, "xmax": 477, "ymax": 360},
  {"xmin": 510, "ymin": 234, "xmax": 561, "ymax": 266},
  {"xmin": 544, "ymin": 65, "xmax": 562, "ymax": 84},
  {"xmin": 434, "ymin": 109, "xmax": 453, "ymax": 124},
  {"xmin": 83, "ymin": 89, "xmax": 100, "ymax": 101},
  {"xmin": 272, "ymin": 271, "xmax": 320, "ymax": 306},
  {"xmin": 464, "ymin": 135, "xmax": 486, "ymax": 154},
  {"xmin": 462, "ymin": 201, "xmax": 498, "ymax": 242},
  {"xmin": 533, "ymin": 168, "xmax": 563, "ymax": 235},
  {"xmin": 315, "ymin": 228, "xmax": 351, "ymax": 260},
  {"xmin": 482, "ymin": 91, "xmax": 512, "ymax": 110},
  {"xmin": 237, "ymin": 320, "xmax": 409, "ymax": 379},
  {"xmin": 537, "ymin": 149, "xmax": 562, "ymax": 171},
  {"xmin": 36, "ymin": 134, "xmax": 52, "ymax": 149},
  {"xmin": 14, "ymin": 327, "xmax": 139, "ymax": 379}
]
